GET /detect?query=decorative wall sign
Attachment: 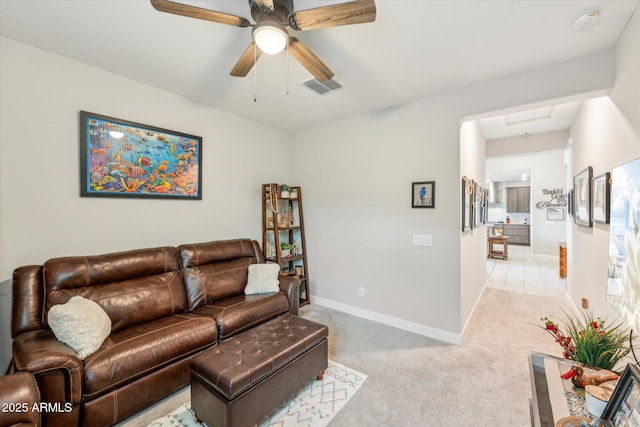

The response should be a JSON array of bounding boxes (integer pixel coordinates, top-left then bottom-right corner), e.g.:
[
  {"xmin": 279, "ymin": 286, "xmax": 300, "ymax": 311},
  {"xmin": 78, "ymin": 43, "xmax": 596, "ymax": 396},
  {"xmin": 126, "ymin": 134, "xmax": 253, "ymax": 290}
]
[
  {"xmin": 412, "ymin": 181, "xmax": 435, "ymax": 208},
  {"xmin": 536, "ymin": 188, "xmax": 567, "ymax": 210},
  {"xmin": 80, "ymin": 111, "xmax": 202, "ymax": 199},
  {"xmin": 573, "ymin": 167, "xmax": 593, "ymax": 227}
]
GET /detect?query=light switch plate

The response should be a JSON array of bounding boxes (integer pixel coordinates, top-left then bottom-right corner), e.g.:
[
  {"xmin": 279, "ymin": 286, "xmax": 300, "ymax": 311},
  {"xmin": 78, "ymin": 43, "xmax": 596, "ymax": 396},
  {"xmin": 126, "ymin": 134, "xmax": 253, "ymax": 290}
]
[{"xmin": 412, "ymin": 234, "xmax": 433, "ymax": 246}]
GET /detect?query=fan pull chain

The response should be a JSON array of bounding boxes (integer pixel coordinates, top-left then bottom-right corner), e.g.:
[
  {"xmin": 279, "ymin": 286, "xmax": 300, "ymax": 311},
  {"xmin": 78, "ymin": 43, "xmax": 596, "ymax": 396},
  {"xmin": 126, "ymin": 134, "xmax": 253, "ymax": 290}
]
[
  {"xmin": 254, "ymin": 43, "xmax": 258, "ymax": 103},
  {"xmin": 285, "ymin": 37, "xmax": 290, "ymax": 96}
]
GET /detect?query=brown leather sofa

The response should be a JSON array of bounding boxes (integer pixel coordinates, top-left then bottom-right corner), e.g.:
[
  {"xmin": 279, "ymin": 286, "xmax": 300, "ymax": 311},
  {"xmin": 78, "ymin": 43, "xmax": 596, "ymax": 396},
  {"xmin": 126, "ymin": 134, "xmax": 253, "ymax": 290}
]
[
  {"xmin": 10, "ymin": 239, "xmax": 299, "ymax": 427},
  {"xmin": 0, "ymin": 371, "xmax": 41, "ymax": 427}
]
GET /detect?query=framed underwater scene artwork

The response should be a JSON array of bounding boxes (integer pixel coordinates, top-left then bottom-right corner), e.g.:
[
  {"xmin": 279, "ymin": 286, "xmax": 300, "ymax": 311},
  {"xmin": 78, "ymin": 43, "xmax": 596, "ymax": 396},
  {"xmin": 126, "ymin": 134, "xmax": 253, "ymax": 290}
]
[{"xmin": 80, "ymin": 111, "xmax": 202, "ymax": 199}]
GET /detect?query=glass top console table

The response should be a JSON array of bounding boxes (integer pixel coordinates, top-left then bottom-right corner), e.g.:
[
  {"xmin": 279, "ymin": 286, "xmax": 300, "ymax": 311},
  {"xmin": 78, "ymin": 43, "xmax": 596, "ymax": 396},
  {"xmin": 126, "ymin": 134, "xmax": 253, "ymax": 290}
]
[{"xmin": 529, "ymin": 352, "xmax": 593, "ymax": 426}]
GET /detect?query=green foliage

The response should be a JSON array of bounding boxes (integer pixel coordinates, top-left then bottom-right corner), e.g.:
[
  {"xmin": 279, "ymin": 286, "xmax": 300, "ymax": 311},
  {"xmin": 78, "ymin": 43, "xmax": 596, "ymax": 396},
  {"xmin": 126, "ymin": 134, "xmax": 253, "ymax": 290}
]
[
  {"xmin": 280, "ymin": 242, "xmax": 293, "ymax": 250},
  {"xmin": 540, "ymin": 310, "xmax": 632, "ymax": 371}
]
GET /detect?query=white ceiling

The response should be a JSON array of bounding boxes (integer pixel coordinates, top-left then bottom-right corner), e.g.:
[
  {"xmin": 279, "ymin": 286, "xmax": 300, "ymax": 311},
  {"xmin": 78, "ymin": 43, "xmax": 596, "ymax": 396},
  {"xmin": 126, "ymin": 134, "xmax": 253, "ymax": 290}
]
[
  {"xmin": 476, "ymin": 100, "xmax": 584, "ymax": 140},
  {"xmin": 1, "ymin": 0, "xmax": 638, "ymax": 133}
]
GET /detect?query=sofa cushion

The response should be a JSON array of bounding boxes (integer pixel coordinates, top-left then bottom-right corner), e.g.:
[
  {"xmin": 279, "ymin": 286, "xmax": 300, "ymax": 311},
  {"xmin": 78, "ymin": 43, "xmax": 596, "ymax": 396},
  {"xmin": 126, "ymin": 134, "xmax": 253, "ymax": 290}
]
[
  {"xmin": 48, "ymin": 295, "xmax": 112, "ymax": 359},
  {"xmin": 193, "ymin": 293, "xmax": 289, "ymax": 340},
  {"xmin": 178, "ymin": 239, "xmax": 264, "ymax": 311},
  {"xmin": 82, "ymin": 313, "xmax": 218, "ymax": 400},
  {"xmin": 43, "ymin": 247, "xmax": 187, "ymax": 332},
  {"xmin": 245, "ymin": 263, "xmax": 280, "ymax": 295}
]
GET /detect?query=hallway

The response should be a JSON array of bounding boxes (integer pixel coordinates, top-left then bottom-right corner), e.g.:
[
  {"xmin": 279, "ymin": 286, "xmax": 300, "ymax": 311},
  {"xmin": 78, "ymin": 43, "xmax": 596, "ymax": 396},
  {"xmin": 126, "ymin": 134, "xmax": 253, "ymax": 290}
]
[{"xmin": 486, "ymin": 244, "xmax": 566, "ymax": 297}]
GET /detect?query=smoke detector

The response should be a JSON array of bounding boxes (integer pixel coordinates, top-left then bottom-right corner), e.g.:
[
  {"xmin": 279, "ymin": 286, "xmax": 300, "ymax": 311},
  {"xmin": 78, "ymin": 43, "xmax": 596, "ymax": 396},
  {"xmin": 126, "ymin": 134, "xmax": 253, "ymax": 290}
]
[{"xmin": 572, "ymin": 11, "xmax": 599, "ymax": 30}]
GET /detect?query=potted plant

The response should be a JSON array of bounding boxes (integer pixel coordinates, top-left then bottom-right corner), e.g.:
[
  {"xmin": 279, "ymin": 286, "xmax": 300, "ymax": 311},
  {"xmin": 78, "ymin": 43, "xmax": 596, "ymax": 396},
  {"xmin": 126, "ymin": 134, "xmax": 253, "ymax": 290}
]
[
  {"xmin": 539, "ymin": 310, "xmax": 632, "ymax": 372},
  {"xmin": 280, "ymin": 184, "xmax": 290, "ymax": 199},
  {"xmin": 280, "ymin": 242, "xmax": 293, "ymax": 257}
]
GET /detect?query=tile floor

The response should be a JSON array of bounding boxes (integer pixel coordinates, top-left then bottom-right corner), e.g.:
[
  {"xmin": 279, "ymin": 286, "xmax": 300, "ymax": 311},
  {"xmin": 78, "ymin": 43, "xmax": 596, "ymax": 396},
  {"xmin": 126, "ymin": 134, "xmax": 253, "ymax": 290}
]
[{"xmin": 486, "ymin": 244, "xmax": 567, "ymax": 297}]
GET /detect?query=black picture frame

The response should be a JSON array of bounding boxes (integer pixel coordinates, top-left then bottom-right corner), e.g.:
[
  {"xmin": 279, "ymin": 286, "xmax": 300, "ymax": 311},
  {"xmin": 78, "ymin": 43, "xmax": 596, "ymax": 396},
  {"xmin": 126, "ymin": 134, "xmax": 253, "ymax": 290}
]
[
  {"xmin": 592, "ymin": 172, "xmax": 611, "ymax": 224},
  {"xmin": 80, "ymin": 111, "xmax": 203, "ymax": 200},
  {"xmin": 461, "ymin": 177, "xmax": 472, "ymax": 231},
  {"xmin": 599, "ymin": 363, "xmax": 640, "ymax": 426},
  {"xmin": 567, "ymin": 189, "xmax": 574, "ymax": 217},
  {"xmin": 473, "ymin": 181, "xmax": 483, "ymax": 228},
  {"xmin": 573, "ymin": 166, "xmax": 593, "ymax": 227},
  {"xmin": 412, "ymin": 181, "xmax": 435, "ymax": 208}
]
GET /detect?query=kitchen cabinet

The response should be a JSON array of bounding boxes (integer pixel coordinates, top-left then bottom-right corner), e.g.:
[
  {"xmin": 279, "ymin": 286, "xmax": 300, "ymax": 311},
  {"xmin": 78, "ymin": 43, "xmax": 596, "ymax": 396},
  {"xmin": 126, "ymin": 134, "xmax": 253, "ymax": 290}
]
[
  {"xmin": 506, "ymin": 187, "xmax": 530, "ymax": 213},
  {"xmin": 494, "ymin": 224, "xmax": 530, "ymax": 246}
]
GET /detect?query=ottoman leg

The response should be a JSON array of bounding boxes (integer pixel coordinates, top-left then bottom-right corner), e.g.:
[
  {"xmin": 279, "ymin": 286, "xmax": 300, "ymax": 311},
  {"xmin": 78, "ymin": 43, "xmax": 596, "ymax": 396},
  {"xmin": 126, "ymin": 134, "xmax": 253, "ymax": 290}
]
[{"xmin": 317, "ymin": 371, "xmax": 325, "ymax": 381}]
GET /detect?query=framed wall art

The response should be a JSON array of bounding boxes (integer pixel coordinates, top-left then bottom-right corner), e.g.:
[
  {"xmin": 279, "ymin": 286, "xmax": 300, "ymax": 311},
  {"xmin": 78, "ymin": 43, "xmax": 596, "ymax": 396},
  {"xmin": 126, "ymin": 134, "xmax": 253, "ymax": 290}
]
[
  {"xmin": 412, "ymin": 181, "xmax": 435, "ymax": 208},
  {"xmin": 592, "ymin": 172, "xmax": 611, "ymax": 224},
  {"xmin": 80, "ymin": 111, "xmax": 202, "ymax": 200},
  {"xmin": 461, "ymin": 176, "xmax": 472, "ymax": 231},
  {"xmin": 573, "ymin": 166, "xmax": 592, "ymax": 227},
  {"xmin": 473, "ymin": 181, "xmax": 483, "ymax": 228},
  {"xmin": 606, "ymin": 157, "xmax": 640, "ymax": 336},
  {"xmin": 547, "ymin": 207, "xmax": 564, "ymax": 221},
  {"xmin": 567, "ymin": 189, "xmax": 574, "ymax": 217},
  {"xmin": 600, "ymin": 364, "xmax": 640, "ymax": 426}
]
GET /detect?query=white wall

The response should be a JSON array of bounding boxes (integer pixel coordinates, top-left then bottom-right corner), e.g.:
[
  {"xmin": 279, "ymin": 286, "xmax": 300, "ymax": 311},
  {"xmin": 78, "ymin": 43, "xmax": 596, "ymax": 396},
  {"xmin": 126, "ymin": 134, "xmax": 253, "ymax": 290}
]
[
  {"xmin": 487, "ymin": 130, "xmax": 568, "ymax": 158},
  {"xmin": 459, "ymin": 121, "xmax": 488, "ymax": 331},
  {"xmin": 567, "ymin": 6, "xmax": 640, "ymax": 322},
  {"xmin": 0, "ymin": 37, "xmax": 291, "ymax": 279},
  {"xmin": 291, "ymin": 51, "xmax": 614, "ymax": 343}
]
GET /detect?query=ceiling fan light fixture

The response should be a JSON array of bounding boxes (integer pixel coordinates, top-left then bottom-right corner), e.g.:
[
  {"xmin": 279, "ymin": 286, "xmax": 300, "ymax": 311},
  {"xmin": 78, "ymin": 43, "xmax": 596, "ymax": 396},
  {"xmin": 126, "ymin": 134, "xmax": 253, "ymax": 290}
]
[{"xmin": 253, "ymin": 23, "xmax": 287, "ymax": 55}]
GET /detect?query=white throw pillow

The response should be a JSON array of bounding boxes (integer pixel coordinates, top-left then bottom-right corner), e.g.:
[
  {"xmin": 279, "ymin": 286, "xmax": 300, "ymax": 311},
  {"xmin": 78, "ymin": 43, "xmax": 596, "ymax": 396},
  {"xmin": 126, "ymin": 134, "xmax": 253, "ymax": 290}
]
[
  {"xmin": 48, "ymin": 295, "xmax": 112, "ymax": 359},
  {"xmin": 245, "ymin": 263, "xmax": 281, "ymax": 295}
]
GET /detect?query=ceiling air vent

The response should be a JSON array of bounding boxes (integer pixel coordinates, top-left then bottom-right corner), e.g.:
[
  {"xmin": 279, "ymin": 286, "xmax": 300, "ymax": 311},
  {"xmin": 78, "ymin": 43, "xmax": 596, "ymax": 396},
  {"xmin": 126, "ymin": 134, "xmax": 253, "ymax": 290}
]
[{"xmin": 301, "ymin": 78, "xmax": 344, "ymax": 95}]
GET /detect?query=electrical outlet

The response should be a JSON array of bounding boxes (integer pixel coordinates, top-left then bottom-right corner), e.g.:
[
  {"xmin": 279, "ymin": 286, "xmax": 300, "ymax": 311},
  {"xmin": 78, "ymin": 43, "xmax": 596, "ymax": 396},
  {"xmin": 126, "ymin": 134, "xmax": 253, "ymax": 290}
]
[
  {"xmin": 358, "ymin": 286, "xmax": 365, "ymax": 297},
  {"xmin": 582, "ymin": 298, "xmax": 589, "ymax": 309}
]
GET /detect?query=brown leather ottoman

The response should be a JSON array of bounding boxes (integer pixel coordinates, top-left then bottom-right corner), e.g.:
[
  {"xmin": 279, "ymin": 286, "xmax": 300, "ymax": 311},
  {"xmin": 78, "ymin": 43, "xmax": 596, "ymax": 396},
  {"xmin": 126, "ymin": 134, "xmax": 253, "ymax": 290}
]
[{"xmin": 190, "ymin": 314, "xmax": 328, "ymax": 427}]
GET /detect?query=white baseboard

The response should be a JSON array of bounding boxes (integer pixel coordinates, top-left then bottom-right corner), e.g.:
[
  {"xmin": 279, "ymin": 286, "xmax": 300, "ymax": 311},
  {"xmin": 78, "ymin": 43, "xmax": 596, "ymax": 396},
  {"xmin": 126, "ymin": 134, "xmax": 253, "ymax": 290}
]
[{"xmin": 310, "ymin": 294, "xmax": 462, "ymax": 345}]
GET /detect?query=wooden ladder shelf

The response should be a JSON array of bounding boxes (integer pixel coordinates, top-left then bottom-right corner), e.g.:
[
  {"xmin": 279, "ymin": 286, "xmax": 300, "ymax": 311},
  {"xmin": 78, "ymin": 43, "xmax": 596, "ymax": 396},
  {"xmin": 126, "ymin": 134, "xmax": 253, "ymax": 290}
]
[{"xmin": 262, "ymin": 184, "xmax": 310, "ymax": 306}]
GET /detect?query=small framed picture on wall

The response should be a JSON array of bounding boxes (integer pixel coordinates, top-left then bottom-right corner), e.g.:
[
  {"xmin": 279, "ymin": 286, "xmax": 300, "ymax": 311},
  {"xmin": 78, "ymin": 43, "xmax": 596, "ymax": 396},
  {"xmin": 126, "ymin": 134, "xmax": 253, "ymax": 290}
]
[{"xmin": 412, "ymin": 181, "xmax": 435, "ymax": 208}]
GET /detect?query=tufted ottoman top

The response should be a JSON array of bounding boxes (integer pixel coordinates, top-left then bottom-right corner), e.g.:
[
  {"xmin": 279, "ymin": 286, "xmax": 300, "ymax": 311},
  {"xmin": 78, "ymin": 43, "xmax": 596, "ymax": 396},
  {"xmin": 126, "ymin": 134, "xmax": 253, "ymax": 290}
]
[{"xmin": 190, "ymin": 314, "xmax": 328, "ymax": 400}]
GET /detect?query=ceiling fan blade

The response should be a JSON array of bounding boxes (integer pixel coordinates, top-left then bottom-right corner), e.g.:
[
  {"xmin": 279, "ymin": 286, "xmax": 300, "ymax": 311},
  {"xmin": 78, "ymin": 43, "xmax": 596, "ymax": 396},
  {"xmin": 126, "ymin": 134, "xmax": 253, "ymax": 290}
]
[
  {"xmin": 150, "ymin": 0, "xmax": 251, "ymax": 27},
  {"xmin": 288, "ymin": 38, "xmax": 334, "ymax": 82},
  {"xmin": 230, "ymin": 42, "xmax": 262, "ymax": 77},
  {"xmin": 289, "ymin": 0, "xmax": 376, "ymax": 31}
]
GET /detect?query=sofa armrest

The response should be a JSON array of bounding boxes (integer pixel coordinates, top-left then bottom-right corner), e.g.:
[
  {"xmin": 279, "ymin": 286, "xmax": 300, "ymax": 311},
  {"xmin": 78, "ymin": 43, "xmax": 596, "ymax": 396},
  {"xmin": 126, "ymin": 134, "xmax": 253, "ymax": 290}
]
[
  {"xmin": 0, "ymin": 371, "xmax": 41, "ymax": 426},
  {"xmin": 279, "ymin": 275, "xmax": 300, "ymax": 315},
  {"xmin": 13, "ymin": 329, "xmax": 84, "ymax": 406}
]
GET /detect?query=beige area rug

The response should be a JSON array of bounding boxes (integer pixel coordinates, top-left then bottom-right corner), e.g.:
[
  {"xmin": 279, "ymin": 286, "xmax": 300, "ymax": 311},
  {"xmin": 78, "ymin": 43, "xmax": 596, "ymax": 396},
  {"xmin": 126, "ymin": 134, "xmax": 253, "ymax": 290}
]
[{"xmin": 147, "ymin": 360, "xmax": 366, "ymax": 427}]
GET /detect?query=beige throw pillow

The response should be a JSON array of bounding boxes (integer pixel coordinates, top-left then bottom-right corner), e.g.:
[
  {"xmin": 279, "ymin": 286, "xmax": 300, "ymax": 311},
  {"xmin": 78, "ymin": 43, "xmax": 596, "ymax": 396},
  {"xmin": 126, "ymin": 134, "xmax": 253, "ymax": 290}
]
[
  {"xmin": 245, "ymin": 263, "xmax": 281, "ymax": 295},
  {"xmin": 48, "ymin": 295, "xmax": 112, "ymax": 359}
]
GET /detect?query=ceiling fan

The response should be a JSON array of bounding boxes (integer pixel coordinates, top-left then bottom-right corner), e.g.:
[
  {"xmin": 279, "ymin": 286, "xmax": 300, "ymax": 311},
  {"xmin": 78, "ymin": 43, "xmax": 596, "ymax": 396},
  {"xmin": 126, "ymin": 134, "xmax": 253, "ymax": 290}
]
[{"xmin": 150, "ymin": 0, "xmax": 376, "ymax": 82}]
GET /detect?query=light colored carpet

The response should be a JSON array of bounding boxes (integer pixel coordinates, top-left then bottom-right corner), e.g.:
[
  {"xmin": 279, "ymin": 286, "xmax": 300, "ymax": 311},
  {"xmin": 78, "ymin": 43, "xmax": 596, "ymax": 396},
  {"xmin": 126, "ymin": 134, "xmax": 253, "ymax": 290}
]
[
  {"xmin": 119, "ymin": 288, "xmax": 570, "ymax": 426},
  {"xmin": 300, "ymin": 288, "xmax": 570, "ymax": 426},
  {"xmin": 144, "ymin": 360, "xmax": 366, "ymax": 427}
]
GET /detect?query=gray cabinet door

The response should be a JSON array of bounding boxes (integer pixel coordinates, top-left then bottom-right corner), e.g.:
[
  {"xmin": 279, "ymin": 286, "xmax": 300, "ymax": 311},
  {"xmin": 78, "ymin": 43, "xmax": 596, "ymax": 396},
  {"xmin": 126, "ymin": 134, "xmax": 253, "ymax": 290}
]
[
  {"xmin": 506, "ymin": 187, "xmax": 530, "ymax": 212},
  {"xmin": 506, "ymin": 188, "xmax": 518, "ymax": 212}
]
